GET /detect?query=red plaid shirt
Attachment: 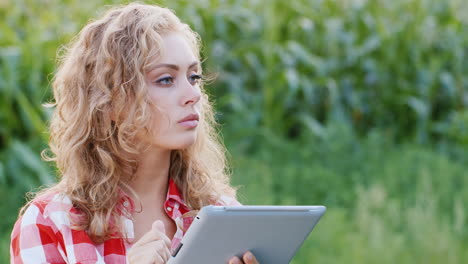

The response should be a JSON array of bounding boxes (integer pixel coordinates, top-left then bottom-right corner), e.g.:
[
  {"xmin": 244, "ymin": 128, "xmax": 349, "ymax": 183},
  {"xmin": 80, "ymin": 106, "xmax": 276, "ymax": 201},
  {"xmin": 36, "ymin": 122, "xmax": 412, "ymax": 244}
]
[{"xmin": 10, "ymin": 178, "xmax": 240, "ymax": 263}]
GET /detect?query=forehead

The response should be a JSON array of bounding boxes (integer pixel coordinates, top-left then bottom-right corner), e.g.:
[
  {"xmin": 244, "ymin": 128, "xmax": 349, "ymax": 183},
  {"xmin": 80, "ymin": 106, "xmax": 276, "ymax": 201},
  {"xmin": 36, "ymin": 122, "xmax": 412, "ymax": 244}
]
[{"xmin": 158, "ymin": 32, "xmax": 198, "ymax": 65}]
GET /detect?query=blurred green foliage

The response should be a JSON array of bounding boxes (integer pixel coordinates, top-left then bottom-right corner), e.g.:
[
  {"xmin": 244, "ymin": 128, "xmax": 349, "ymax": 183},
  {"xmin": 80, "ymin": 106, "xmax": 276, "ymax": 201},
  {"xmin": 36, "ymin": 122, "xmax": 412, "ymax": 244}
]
[
  {"xmin": 180, "ymin": 0, "xmax": 468, "ymax": 143},
  {"xmin": 1, "ymin": 0, "xmax": 467, "ymax": 263},
  {"xmin": 228, "ymin": 125, "xmax": 468, "ymax": 263}
]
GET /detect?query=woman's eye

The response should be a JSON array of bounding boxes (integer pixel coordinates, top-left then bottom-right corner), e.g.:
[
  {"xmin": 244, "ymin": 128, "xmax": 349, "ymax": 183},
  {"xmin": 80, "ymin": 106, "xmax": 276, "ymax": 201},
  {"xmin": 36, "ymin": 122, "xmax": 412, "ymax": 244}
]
[
  {"xmin": 189, "ymin": 74, "xmax": 202, "ymax": 84},
  {"xmin": 156, "ymin": 76, "xmax": 174, "ymax": 85}
]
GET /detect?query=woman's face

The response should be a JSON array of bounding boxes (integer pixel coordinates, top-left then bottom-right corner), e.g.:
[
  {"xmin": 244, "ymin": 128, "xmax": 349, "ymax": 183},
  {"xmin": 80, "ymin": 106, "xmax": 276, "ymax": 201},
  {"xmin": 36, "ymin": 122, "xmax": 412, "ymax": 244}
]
[{"xmin": 143, "ymin": 31, "xmax": 202, "ymax": 150}]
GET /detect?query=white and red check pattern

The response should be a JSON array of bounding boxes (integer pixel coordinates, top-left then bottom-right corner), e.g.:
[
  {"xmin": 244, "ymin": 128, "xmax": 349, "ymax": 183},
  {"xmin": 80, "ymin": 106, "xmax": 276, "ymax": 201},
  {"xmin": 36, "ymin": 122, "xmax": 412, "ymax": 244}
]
[{"xmin": 10, "ymin": 178, "xmax": 240, "ymax": 263}]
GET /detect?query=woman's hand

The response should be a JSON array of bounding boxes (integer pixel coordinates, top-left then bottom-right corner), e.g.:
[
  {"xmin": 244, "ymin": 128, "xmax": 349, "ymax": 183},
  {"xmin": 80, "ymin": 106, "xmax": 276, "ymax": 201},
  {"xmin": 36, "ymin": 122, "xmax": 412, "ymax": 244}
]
[
  {"xmin": 228, "ymin": 251, "xmax": 259, "ymax": 264},
  {"xmin": 127, "ymin": 220, "xmax": 172, "ymax": 264}
]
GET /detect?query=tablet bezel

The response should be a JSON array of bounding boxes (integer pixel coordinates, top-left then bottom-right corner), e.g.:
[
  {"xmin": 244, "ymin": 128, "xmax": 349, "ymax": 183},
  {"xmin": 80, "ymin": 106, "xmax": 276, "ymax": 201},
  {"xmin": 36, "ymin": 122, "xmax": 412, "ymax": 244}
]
[{"xmin": 167, "ymin": 205, "xmax": 326, "ymax": 264}]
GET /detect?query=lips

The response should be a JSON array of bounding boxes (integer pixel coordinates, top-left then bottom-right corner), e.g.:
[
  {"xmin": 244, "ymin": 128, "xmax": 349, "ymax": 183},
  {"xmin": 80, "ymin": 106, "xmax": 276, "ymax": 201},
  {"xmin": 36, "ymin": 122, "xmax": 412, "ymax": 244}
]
[
  {"xmin": 178, "ymin": 113, "xmax": 199, "ymax": 123},
  {"xmin": 178, "ymin": 113, "xmax": 199, "ymax": 128}
]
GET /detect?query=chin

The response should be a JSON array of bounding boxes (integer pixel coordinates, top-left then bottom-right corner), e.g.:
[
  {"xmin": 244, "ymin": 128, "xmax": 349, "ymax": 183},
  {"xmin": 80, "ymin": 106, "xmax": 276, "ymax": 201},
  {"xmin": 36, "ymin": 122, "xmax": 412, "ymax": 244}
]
[{"xmin": 168, "ymin": 134, "xmax": 198, "ymax": 150}]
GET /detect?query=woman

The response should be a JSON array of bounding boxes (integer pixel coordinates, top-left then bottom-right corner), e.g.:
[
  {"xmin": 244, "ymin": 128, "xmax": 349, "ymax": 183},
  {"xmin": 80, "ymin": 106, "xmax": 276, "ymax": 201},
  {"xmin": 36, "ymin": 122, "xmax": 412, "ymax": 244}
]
[{"xmin": 10, "ymin": 3, "xmax": 258, "ymax": 264}]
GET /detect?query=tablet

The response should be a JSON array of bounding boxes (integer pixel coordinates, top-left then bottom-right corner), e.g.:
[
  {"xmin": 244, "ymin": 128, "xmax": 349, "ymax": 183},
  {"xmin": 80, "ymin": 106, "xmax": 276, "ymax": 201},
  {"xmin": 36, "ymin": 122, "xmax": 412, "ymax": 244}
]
[{"xmin": 167, "ymin": 205, "xmax": 326, "ymax": 264}]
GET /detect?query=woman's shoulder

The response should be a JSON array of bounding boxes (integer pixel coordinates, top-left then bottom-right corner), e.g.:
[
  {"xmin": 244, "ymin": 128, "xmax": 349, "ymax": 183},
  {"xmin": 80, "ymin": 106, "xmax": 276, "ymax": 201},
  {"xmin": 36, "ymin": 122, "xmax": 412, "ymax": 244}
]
[
  {"xmin": 11, "ymin": 192, "xmax": 85, "ymax": 263},
  {"xmin": 17, "ymin": 191, "xmax": 74, "ymax": 229}
]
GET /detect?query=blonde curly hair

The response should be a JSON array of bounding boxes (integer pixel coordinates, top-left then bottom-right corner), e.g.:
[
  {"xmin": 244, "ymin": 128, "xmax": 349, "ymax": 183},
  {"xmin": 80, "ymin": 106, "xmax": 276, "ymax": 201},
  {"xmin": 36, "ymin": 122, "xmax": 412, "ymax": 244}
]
[{"xmin": 24, "ymin": 2, "xmax": 237, "ymax": 244}]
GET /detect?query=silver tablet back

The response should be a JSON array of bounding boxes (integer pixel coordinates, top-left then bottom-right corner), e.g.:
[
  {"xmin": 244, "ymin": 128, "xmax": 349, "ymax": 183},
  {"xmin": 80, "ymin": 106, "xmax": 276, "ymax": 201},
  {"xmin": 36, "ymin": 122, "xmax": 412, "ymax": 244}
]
[{"xmin": 168, "ymin": 205, "xmax": 326, "ymax": 264}]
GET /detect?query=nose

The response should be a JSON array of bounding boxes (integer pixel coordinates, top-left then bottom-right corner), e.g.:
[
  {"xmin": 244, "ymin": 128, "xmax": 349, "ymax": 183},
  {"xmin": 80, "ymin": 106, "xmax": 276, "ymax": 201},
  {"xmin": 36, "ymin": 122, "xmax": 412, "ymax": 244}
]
[{"xmin": 181, "ymin": 81, "xmax": 201, "ymax": 106}]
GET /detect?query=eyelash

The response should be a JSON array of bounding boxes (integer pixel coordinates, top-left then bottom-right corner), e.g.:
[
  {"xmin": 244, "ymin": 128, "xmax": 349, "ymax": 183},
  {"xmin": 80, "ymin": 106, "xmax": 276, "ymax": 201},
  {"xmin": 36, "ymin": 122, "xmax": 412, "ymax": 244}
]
[{"xmin": 156, "ymin": 74, "xmax": 202, "ymax": 86}]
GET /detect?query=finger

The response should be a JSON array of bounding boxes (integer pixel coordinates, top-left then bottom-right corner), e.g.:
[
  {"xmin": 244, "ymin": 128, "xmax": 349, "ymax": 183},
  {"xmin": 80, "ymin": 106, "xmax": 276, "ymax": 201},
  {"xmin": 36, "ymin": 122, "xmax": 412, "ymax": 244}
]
[
  {"xmin": 133, "ymin": 230, "xmax": 170, "ymax": 248},
  {"xmin": 151, "ymin": 220, "xmax": 172, "ymax": 248},
  {"xmin": 152, "ymin": 220, "xmax": 172, "ymax": 248},
  {"xmin": 133, "ymin": 227, "xmax": 162, "ymax": 246},
  {"xmin": 157, "ymin": 233, "xmax": 171, "ymax": 249},
  {"xmin": 229, "ymin": 256, "xmax": 243, "ymax": 264},
  {"xmin": 164, "ymin": 243, "xmax": 172, "ymax": 261},
  {"xmin": 158, "ymin": 240, "xmax": 171, "ymax": 263},
  {"xmin": 153, "ymin": 220, "xmax": 165, "ymax": 233},
  {"xmin": 142, "ymin": 240, "xmax": 171, "ymax": 263},
  {"xmin": 134, "ymin": 221, "xmax": 171, "ymax": 247},
  {"xmin": 243, "ymin": 251, "xmax": 259, "ymax": 264},
  {"xmin": 153, "ymin": 253, "xmax": 165, "ymax": 264}
]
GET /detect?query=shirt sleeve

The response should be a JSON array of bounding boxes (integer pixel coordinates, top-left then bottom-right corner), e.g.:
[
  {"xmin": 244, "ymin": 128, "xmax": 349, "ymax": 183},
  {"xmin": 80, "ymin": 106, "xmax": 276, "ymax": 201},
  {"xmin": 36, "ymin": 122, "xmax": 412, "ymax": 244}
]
[{"xmin": 10, "ymin": 203, "xmax": 66, "ymax": 264}]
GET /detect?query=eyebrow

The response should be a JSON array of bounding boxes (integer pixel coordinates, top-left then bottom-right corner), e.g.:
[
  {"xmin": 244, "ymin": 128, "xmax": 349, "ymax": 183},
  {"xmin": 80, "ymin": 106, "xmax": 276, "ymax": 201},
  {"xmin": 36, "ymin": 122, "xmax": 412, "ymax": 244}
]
[{"xmin": 151, "ymin": 61, "xmax": 199, "ymax": 71}]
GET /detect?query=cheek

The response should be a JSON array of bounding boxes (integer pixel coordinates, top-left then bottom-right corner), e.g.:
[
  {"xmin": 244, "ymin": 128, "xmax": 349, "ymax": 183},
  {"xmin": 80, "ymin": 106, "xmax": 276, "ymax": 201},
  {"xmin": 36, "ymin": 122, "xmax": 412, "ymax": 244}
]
[
  {"xmin": 149, "ymin": 94, "xmax": 174, "ymax": 129},
  {"xmin": 150, "ymin": 108, "xmax": 172, "ymax": 136}
]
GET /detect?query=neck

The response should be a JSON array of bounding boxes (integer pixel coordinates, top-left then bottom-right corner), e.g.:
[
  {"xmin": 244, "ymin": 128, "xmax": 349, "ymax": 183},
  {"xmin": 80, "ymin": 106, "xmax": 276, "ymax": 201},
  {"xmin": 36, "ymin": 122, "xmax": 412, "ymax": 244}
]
[{"xmin": 130, "ymin": 147, "xmax": 172, "ymax": 203}]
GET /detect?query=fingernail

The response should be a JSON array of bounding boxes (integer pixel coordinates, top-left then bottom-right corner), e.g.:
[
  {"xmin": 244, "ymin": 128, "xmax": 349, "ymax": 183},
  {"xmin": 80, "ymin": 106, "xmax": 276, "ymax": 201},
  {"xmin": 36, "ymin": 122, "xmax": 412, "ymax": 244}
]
[
  {"xmin": 152, "ymin": 220, "xmax": 164, "ymax": 231},
  {"xmin": 152, "ymin": 220, "xmax": 159, "ymax": 229}
]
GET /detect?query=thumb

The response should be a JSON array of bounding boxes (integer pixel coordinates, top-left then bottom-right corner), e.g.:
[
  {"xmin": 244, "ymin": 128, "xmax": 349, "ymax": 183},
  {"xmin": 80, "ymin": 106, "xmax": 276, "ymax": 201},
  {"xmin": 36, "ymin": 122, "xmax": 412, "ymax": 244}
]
[{"xmin": 152, "ymin": 220, "xmax": 166, "ymax": 233}]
